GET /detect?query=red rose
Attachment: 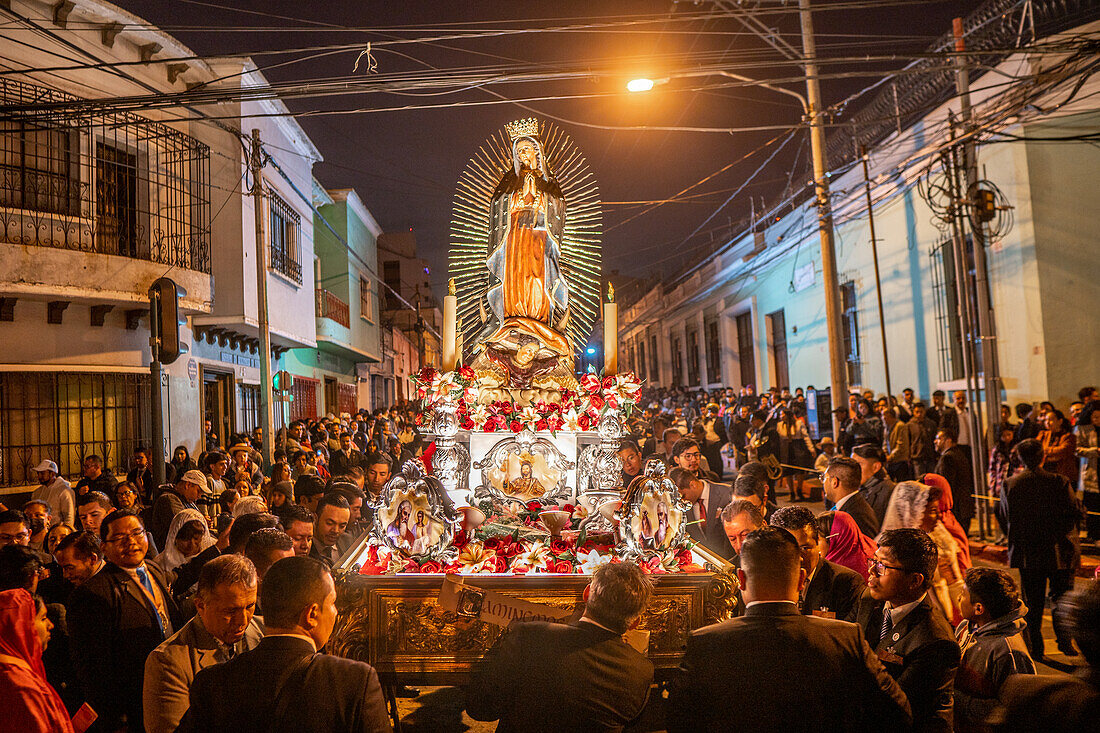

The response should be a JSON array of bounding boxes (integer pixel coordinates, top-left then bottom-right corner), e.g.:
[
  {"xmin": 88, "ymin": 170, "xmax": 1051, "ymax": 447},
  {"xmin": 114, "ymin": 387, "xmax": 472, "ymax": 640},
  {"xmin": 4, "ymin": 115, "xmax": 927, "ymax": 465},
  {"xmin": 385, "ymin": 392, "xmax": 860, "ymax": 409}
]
[
  {"xmin": 483, "ymin": 421, "xmax": 497, "ymax": 433},
  {"xmin": 460, "ymin": 417, "xmax": 475, "ymax": 430},
  {"xmin": 443, "ymin": 562, "xmax": 463, "ymax": 574},
  {"xmin": 482, "ymin": 537, "xmax": 502, "ymax": 551},
  {"xmin": 452, "ymin": 531, "xmax": 470, "ymax": 550},
  {"xmin": 604, "ymin": 394, "xmax": 619, "ymax": 410},
  {"xmin": 487, "ymin": 555, "xmax": 510, "ymax": 573},
  {"xmin": 589, "ymin": 394, "xmax": 605, "ymax": 411},
  {"xmin": 536, "ymin": 419, "xmax": 548, "ymax": 431},
  {"xmin": 459, "ymin": 365, "xmax": 476, "ymax": 381},
  {"xmin": 509, "ymin": 420, "xmax": 522, "ymax": 432},
  {"xmin": 417, "ymin": 560, "xmax": 443, "ymax": 574},
  {"xmin": 549, "ymin": 538, "xmax": 572, "ymax": 555},
  {"xmin": 499, "ymin": 402, "xmax": 514, "ymax": 415},
  {"xmin": 602, "ymin": 375, "xmax": 615, "ymax": 390},
  {"xmin": 579, "ymin": 373, "xmax": 601, "ymax": 394},
  {"xmin": 561, "ymin": 504, "xmax": 574, "ymax": 514},
  {"xmin": 577, "ymin": 414, "xmax": 591, "ymax": 430},
  {"xmin": 549, "ymin": 559, "xmax": 573, "ymax": 574},
  {"xmin": 526, "ymin": 500, "xmax": 543, "ymax": 512}
]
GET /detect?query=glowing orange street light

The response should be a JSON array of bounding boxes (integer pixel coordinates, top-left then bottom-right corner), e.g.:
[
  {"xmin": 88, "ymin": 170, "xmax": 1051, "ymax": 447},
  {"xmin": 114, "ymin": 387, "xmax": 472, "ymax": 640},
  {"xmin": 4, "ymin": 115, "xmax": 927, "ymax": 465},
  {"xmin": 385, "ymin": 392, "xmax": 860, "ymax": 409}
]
[{"xmin": 626, "ymin": 78, "xmax": 657, "ymax": 93}]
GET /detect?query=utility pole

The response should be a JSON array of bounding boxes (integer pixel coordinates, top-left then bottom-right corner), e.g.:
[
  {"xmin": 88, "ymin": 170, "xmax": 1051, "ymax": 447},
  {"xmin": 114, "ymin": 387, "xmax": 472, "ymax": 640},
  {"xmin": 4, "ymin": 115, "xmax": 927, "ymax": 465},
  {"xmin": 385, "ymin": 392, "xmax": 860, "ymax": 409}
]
[
  {"xmin": 250, "ymin": 129, "xmax": 274, "ymax": 470},
  {"xmin": 799, "ymin": 0, "xmax": 849, "ymax": 432},
  {"xmin": 953, "ymin": 19, "xmax": 999, "ymax": 538},
  {"xmin": 149, "ymin": 294, "xmax": 166, "ymax": 488},
  {"xmin": 861, "ymin": 147, "xmax": 892, "ymax": 401}
]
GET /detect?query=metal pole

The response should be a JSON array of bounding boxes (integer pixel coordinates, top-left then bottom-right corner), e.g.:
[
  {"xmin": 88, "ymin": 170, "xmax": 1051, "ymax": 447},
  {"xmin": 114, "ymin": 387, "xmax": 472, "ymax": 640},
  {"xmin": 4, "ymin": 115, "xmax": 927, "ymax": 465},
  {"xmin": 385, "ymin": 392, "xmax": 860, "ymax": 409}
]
[
  {"xmin": 250, "ymin": 129, "xmax": 274, "ymax": 470},
  {"xmin": 954, "ymin": 18, "xmax": 1000, "ymax": 481},
  {"xmin": 798, "ymin": 0, "xmax": 849, "ymax": 434},
  {"xmin": 946, "ymin": 121, "xmax": 989, "ymax": 540},
  {"xmin": 149, "ymin": 288, "xmax": 166, "ymax": 488},
  {"xmin": 860, "ymin": 146, "xmax": 892, "ymax": 402}
]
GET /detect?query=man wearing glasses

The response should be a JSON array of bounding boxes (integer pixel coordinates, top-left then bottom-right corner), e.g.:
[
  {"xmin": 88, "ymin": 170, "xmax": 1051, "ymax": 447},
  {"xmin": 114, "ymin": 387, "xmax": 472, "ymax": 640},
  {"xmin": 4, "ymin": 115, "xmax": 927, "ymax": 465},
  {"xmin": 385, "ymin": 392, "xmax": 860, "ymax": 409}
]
[
  {"xmin": 69, "ymin": 508, "xmax": 182, "ymax": 733},
  {"xmin": 0, "ymin": 509, "xmax": 31, "ymax": 547},
  {"xmin": 851, "ymin": 528, "xmax": 961, "ymax": 733}
]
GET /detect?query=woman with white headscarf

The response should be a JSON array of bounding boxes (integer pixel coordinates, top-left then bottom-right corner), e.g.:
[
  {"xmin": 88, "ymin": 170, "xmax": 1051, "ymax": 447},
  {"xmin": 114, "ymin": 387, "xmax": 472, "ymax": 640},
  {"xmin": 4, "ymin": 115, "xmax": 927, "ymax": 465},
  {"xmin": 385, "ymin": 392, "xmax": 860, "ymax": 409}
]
[
  {"xmin": 157, "ymin": 508, "xmax": 215, "ymax": 573},
  {"xmin": 879, "ymin": 480, "xmax": 965, "ymax": 624}
]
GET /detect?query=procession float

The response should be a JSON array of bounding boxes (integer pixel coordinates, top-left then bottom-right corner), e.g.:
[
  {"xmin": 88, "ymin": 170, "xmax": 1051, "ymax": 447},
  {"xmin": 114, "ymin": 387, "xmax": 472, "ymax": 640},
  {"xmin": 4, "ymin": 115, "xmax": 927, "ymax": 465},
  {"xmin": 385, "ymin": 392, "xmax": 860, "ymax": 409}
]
[{"xmin": 330, "ymin": 118, "xmax": 738, "ymax": 714}]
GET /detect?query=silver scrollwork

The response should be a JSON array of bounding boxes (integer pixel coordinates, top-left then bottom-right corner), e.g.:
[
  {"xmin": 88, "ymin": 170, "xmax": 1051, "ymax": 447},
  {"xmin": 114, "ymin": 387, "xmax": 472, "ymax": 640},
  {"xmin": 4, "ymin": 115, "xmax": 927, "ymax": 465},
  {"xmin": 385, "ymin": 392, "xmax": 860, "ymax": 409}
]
[
  {"xmin": 429, "ymin": 395, "xmax": 471, "ymax": 505},
  {"xmin": 577, "ymin": 408, "xmax": 624, "ymax": 532},
  {"xmin": 472, "ymin": 429, "xmax": 575, "ymax": 504},
  {"xmin": 616, "ymin": 458, "xmax": 692, "ymax": 562},
  {"xmin": 367, "ymin": 458, "xmax": 460, "ymax": 563}
]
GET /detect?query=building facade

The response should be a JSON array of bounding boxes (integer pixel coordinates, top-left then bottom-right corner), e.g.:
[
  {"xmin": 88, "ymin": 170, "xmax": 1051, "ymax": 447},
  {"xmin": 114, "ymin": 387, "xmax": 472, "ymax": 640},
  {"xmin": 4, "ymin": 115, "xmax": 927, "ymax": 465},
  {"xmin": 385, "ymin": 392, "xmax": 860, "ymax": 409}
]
[{"xmin": 620, "ymin": 12, "xmax": 1100, "ymax": 412}]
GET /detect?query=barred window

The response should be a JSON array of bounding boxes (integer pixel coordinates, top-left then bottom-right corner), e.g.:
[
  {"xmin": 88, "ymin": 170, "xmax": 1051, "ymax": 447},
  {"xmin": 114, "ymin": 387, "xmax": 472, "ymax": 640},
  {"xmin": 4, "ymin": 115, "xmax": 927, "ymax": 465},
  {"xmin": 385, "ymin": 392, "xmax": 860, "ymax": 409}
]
[
  {"xmin": 0, "ymin": 372, "xmax": 149, "ymax": 488},
  {"xmin": 0, "ymin": 120, "xmax": 79, "ymax": 216},
  {"xmin": 269, "ymin": 188, "xmax": 302, "ymax": 284},
  {"xmin": 238, "ymin": 383, "xmax": 260, "ymax": 434}
]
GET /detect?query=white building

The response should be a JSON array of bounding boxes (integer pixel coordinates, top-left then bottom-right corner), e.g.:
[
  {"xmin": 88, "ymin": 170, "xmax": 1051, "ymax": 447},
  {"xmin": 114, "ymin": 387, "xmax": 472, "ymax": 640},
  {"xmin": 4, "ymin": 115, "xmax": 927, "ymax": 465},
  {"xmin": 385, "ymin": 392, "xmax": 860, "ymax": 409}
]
[
  {"xmin": 620, "ymin": 8, "xmax": 1100, "ymax": 414},
  {"xmin": 0, "ymin": 0, "xmax": 322, "ymax": 497}
]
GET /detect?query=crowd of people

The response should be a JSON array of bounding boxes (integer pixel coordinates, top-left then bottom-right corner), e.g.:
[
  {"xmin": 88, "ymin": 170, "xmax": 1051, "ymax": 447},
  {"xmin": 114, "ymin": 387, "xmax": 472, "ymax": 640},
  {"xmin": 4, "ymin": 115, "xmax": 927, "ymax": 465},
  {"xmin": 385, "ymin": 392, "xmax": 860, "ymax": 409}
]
[
  {"xmin": 0, "ymin": 406, "xmax": 425, "ymax": 731},
  {"xmin": 0, "ymin": 381, "xmax": 1096, "ymax": 731}
]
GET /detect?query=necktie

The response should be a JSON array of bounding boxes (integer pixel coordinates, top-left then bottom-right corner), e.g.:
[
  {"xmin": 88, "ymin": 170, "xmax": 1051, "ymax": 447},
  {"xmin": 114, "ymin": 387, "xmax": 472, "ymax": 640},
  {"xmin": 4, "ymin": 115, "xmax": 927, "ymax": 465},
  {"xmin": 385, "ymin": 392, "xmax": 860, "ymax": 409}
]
[
  {"xmin": 135, "ymin": 566, "xmax": 165, "ymax": 636},
  {"xmin": 880, "ymin": 606, "xmax": 893, "ymax": 644},
  {"xmin": 696, "ymin": 500, "xmax": 707, "ymax": 530}
]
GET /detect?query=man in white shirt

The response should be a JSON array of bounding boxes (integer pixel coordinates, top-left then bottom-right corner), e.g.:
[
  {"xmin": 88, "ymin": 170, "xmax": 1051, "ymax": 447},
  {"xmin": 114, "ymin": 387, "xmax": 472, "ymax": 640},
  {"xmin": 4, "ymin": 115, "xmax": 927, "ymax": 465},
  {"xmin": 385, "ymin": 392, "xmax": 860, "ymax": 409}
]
[{"xmin": 32, "ymin": 459, "xmax": 75, "ymax": 527}]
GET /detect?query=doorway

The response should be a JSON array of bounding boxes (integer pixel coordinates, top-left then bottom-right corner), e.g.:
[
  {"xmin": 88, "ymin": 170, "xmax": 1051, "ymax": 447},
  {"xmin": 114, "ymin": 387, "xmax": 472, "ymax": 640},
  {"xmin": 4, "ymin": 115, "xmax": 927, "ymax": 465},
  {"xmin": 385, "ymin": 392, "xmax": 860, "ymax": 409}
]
[
  {"xmin": 201, "ymin": 367, "xmax": 235, "ymax": 450},
  {"xmin": 324, "ymin": 376, "xmax": 338, "ymax": 417}
]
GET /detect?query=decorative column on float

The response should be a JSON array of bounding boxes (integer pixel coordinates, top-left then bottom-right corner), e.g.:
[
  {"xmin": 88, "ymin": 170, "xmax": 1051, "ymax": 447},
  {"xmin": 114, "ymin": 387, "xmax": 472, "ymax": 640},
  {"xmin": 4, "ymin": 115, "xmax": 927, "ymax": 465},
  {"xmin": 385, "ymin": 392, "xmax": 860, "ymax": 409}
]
[{"xmin": 431, "ymin": 278, "xmax": 470, "ymax": 510}]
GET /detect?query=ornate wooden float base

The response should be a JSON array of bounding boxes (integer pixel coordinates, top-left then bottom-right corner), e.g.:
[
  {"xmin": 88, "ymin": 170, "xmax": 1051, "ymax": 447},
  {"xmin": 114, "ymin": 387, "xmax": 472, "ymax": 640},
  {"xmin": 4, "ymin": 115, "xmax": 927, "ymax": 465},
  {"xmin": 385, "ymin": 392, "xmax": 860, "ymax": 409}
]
[{"xmin": 330, "ymin": 570, "xmax": 738, "ymax": 686}]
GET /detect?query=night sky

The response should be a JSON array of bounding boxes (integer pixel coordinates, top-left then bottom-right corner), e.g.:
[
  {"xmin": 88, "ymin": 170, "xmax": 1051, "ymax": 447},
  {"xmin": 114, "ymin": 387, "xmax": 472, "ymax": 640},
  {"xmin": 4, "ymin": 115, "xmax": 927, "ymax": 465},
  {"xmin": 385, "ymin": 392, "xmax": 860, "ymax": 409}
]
[{"xmin": 120, "ymin": 0, "xmax": 971, "ymax": 299}]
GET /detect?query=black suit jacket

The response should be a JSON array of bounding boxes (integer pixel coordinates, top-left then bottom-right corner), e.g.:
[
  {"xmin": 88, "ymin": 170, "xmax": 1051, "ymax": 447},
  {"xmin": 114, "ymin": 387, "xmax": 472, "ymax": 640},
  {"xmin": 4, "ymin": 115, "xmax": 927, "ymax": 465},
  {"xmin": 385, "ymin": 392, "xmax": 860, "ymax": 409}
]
[
  {"xmin": 860, "ymin": 473, "xmax": 896, "ymax": 526},
  {"xmin": 838, "ymin": 491, "xmax": 881, "ymax": 539},
  {"xmin": 686, "ymin": 481, "xmax": 736, "ymax": 560},
  {"xmin": 853, "ymin": 592, "xmax": 961, "ymax": 733},
  {"xmin": 330, "ymin": 448, "xmax": 365, "ymax": 477},
  {"xmin": 935, "ymin": 446, "xmax": 974, "ymax": 525},
  {"xmin": 466, "ymin": 619, "xmax": 654, "ymax": 733},
  {"xmin": 668, "ymin": 602, "xmax": 910, "ymax": 732},
  {"xmin": 999, "ymin": 467, "xmax": 1080, "ymax": 570},
  {"xmin": 183, "ymin": 635, "xmax": 390, "ymax": 732},
  {"xmin": 68, "ymin": 561, "xmax": 181, "ymax": 731},
  {"xmin": 802, "ymin": 560, "xmax": 865, "ymax": 620}
]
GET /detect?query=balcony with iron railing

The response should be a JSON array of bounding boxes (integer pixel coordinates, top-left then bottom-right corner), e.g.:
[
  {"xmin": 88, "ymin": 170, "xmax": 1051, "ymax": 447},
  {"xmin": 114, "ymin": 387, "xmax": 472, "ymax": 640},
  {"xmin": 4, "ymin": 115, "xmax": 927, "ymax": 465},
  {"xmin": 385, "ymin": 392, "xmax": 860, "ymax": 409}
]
[
  {"xmin": 316, "ymin": 288, "xmax": 350, "ymax": 328},
  {"xmin": 0, "ymin": 77, "xmax": 213, "ymax": 311}
]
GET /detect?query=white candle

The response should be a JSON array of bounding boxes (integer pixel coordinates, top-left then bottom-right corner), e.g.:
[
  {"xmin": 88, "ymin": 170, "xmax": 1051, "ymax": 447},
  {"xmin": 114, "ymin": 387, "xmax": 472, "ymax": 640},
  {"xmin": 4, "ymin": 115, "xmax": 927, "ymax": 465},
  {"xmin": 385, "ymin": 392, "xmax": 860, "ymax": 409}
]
[
  {"xmin": 455, "ymin": 318, "xmax": 464, "ymax": 367},
  {"xmin": 443, "ymin": 278, "xmax": 457, "ymax": 371},
  {"xmin": 603, "ymin": 282, "xmax": 617, "ymax": 375}
]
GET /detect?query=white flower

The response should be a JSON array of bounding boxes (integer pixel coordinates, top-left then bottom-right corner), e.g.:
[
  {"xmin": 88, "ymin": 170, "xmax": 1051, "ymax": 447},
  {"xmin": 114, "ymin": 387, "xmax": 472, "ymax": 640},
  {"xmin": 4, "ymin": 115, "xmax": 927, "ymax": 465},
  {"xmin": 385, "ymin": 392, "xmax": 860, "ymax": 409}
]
[
  {"xmin": 472, "ymin": 405, "xmax": 491, "ymax": 429},
  {"xmin": 515, "ymin": 541, "xmax": 551, "ymax": 571},
  {"xmin": 519, "ymin": 405, "xmax": 540, "ymax": 429},
  {"xmin": 577, "ymin": 549, "xmax": 611, "ymax": 575},
  {"xmin": 561, "ymin": 408, "xmax": 582, "ymax": 432}
]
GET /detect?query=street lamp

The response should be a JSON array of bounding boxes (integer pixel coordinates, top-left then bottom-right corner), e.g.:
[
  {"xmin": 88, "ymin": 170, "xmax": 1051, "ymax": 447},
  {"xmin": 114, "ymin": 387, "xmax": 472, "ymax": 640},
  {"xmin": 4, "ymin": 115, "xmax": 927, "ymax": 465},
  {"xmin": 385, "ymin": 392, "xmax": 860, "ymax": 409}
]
[{"xmin": 624, "ymin": 1, "xmax": 850, "ymax": 435}]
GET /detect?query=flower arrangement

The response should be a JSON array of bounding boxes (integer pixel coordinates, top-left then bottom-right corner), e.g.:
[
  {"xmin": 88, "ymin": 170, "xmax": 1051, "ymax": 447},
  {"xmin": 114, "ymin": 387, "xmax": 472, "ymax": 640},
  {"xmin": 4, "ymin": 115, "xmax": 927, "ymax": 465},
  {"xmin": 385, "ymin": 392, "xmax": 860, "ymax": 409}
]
[
  {"xmin": 356, "ymin": 497, "xmax": 704, "ymax": 576},
  {"xmin": 412, "ymin": 367, "xmax": 643, "ymax": 434}
]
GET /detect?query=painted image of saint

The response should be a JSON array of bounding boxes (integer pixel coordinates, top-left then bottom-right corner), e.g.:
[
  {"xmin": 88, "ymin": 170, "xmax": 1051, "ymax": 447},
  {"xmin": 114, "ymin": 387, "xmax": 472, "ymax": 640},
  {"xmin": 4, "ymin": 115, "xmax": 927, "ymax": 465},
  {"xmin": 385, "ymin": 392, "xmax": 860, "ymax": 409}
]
[
  {"xmin": 505, "ymin": 460, "xmax": 545, "ymax": 499},
  {"xmin": 633, "ymin": 493, "xmax": 680, "ymax": 551},
  {"xmin": 410, "ymin": 509, "xmax": 432, "ymax": 555},
  {"xmin": 387, "ymin": 500, "xmax": 416, "ymax": 550}
]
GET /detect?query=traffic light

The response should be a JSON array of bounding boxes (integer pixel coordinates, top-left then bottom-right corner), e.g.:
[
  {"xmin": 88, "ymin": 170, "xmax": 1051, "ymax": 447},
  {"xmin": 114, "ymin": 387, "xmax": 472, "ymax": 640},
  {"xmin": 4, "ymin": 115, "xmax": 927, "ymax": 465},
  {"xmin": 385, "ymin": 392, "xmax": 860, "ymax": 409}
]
[
  {"xmin": 273, "ymin": 370, "xmax": 294, "ymax": 392},
  {"xmin": 149, "ymin": 277, "xmax": 187, "ymax": 365}
]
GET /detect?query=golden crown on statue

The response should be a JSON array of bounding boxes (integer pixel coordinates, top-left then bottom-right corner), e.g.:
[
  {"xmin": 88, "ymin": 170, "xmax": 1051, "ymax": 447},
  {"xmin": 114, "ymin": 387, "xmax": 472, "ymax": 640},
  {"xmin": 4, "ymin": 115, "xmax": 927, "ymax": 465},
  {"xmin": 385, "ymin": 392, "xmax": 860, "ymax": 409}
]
[
  {"xmin": 517, "ymin": 451, "xmax": 537, "ymax": 465},
  {"xmin": 505, "ymin": 117, "xmax": 540, "ymax": 141}
]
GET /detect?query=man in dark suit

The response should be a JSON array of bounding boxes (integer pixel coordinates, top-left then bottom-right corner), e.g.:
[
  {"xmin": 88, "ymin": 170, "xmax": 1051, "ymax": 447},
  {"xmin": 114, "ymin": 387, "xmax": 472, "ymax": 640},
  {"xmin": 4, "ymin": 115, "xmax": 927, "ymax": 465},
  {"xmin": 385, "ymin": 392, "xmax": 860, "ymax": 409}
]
[
  {"xmin": 329, "ymin": 432, "xmax": 365, "ymax": 478},
  {"xmin": 997, "ymin": 438, "xmax": 1081, "ymax": 659},
  {"xmin": 851, "ymin": 528, "xmax": 961, "ymax": 733},
  {"xmin": 466, "ymin": 561, "xmax": 656, "ymax": 732},
  {"xmin": 853, "ymin": 444, "xmax": 895, "ymax": 526},
  {"xmin": 823, "ymin": 457, "xmax": 880, "ymax": 539},
  {"xmin": 670, "ymin": 467, "xmax": 735, "ymax": 559},
  {"xmin": 934, "ymin": 427, "xmax": 974, "ymax": 533},
  {"xmin": 181, "ymin": 555, "xmax": 390, "ymax": 732},
  {"xmin": 668, "ymin": 526, "xmax": 910, "ymax": 732},
  {"xmin": 309, "ymin": 493, "xmax": 353, "ymax": 567},
  {"xmin": 771, "ymin": 505, "xmax": 864, "ymax": 620},
  {"xmin": 68, "ymin": 508, "xmax": 182, "ymax": 732}
]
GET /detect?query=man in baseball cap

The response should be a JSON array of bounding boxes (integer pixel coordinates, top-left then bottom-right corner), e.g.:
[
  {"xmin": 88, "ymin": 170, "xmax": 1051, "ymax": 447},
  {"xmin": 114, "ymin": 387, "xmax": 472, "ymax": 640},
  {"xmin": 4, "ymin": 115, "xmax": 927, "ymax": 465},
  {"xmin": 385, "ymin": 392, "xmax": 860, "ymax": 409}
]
[
  {"xmin": 31, "ymin": 459, "xmax": 76, "ymax": 527},
  {"xmin": 151, "ymin": 469, "xmax": 207, "ymax": 548}
]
